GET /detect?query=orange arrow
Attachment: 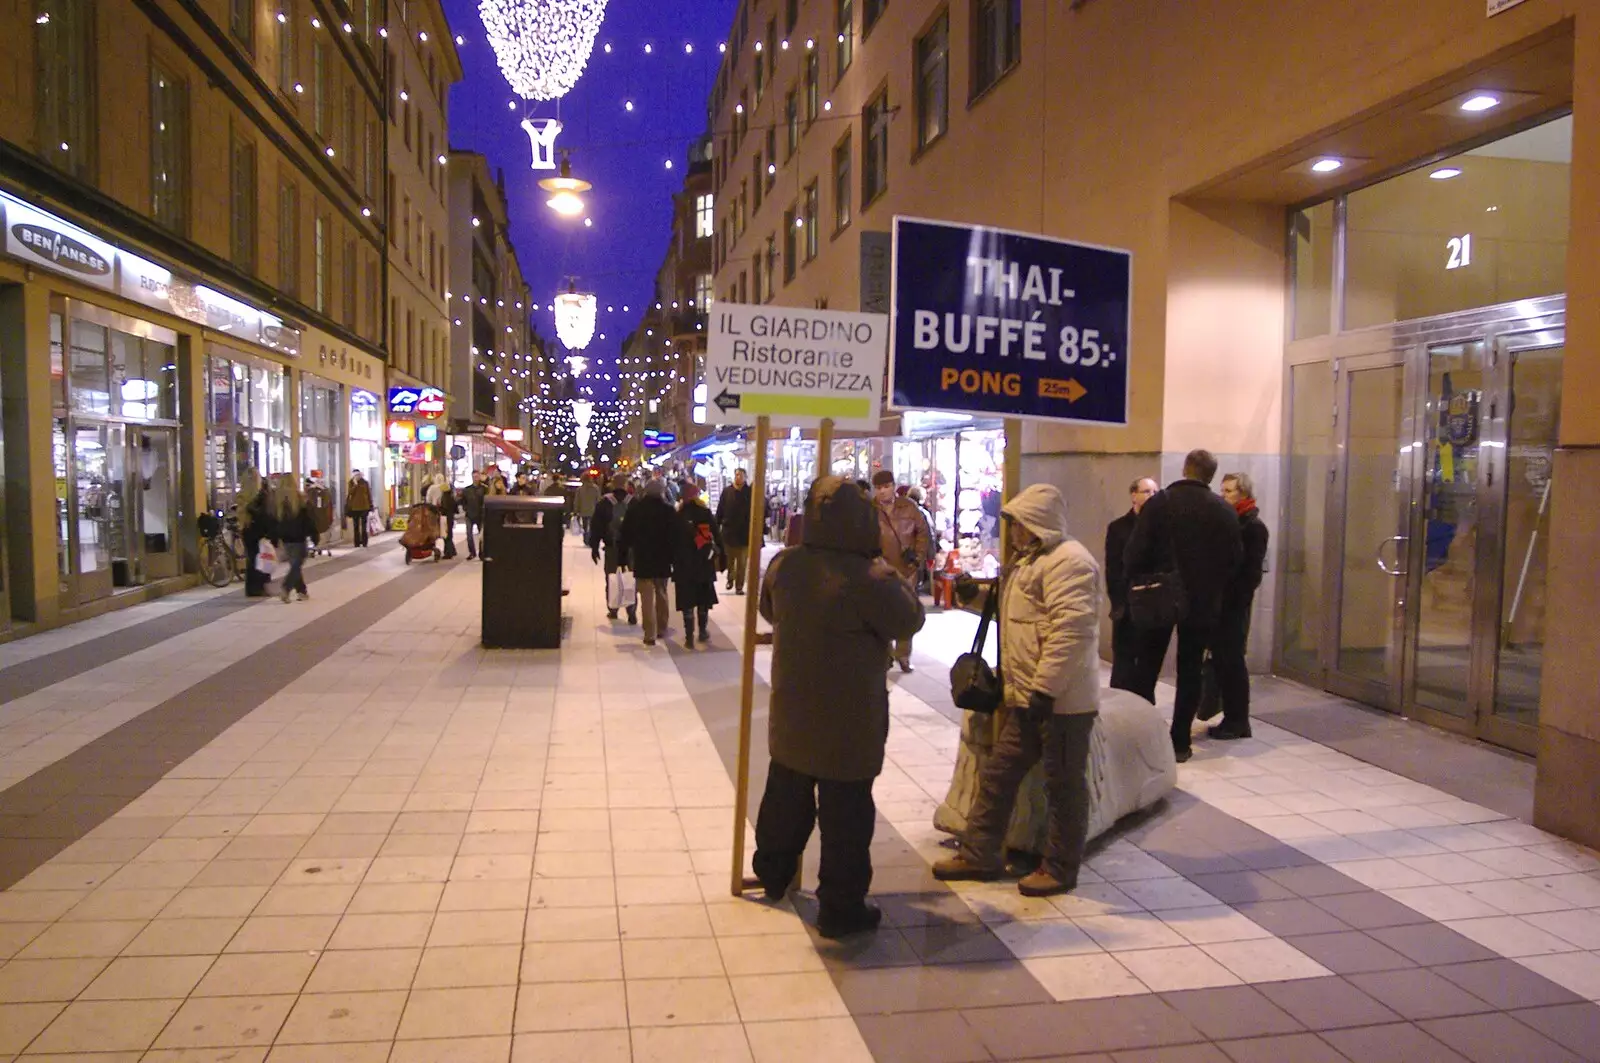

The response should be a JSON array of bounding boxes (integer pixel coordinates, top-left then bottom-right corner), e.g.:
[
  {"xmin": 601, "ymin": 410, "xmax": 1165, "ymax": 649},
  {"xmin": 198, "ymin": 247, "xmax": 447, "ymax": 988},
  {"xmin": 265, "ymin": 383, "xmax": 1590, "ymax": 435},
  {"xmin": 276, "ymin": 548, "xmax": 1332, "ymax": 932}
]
[{"xmin": 1038, "ymin": 377, "xmax": 1089, "ymax": 402}]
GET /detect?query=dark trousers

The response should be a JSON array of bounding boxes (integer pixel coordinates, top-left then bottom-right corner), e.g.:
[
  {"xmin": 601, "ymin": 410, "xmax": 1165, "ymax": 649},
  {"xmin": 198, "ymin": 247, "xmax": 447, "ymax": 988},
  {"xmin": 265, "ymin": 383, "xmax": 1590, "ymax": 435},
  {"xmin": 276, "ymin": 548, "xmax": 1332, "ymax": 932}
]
[
  {"xmin": 1109, "ymin": 615, "xmax": 1144, "ymax": 697},
  {"xmin": 441, "ymin": 515, "xmax": 456, "ymax": 557},
  {"xmin": 349, "ymin": 509, "xmax": 371, "ymax": 547},
  {"xmin": 753, "ymin": 760, "xmax": 876, "ymax": 915},
  {"xmin": 282, "ymin": 541, "xmax": 308, "ymax": 595},
  {"xmin": 1210, "ymin": 602, "xmax": 1254, "ymax": 729},
  {"xmin": 960, "ymin": 708, "xmax": 1097, "ymax": 885},
  {"xmin": 682, "ymin": 604, "xmax": 709, "ymax": 635},
  {"xmin": 243, "ymin": 530, "xmax": 269, "ymax": 596},
  {"xmin": 466, "ymin": 518, "xmax": 482, "ymax": 558},
  {"xmin": 1132, "ymin": 621, "xmax": 1216, "ymax": 752}
]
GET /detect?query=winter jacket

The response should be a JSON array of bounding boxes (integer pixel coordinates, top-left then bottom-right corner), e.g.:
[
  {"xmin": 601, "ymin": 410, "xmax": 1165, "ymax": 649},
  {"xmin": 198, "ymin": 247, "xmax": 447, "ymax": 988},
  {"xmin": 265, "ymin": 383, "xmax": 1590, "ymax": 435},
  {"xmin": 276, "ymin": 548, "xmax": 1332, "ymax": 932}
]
[
  {"xmin": 346, "ymin": 477, "xmax": 373, "ymax": 512},
  {"xmin": 1223, "ymin": 504, "xmax": 1270, "ymax": 615},
  {"xmin": 876, "ymin": 495, "xmax": 931, "ymax": 579},
  {"xmin": 1104, "ymin": 509, "xmax": 1138, "ymax": 620},
  {"xmin": 1000, "ymin": 484, "xmax": 1102, "ymax": 715},
  {"xmin": 461, "ymin": 483, "xmax": 488, "ymax": 521},
  {"xmin": 674, "ymin": 498, "xmax": 724, "ymax": 610},
  {"xmin": 616, "ymin": 485, "xmax": 678, "ymax": 580},
  {"xmin": 589, "ymin": 490, "xmax": 632, "ymax": 571},
  {"xmin": 715, "ymin": 483, "xmax": 754, "ymax": 547},
  {"xmin": 437, "ymin": 487, "xmax": 458, "ymax": 518},
  {"xmin": 574, "ymin": 481, "xmax": 602, "ymax": 518},
  {"xmin": 272, "ymin": 506, "xmax": 321, "ymax": 546},
  {"xmin": 760, "ymin": 477, "xmax": 926, "ymax": 781},
  {"xmin": 1124, "ymin": 480, "xmax": 1243, "ymax": 629}
]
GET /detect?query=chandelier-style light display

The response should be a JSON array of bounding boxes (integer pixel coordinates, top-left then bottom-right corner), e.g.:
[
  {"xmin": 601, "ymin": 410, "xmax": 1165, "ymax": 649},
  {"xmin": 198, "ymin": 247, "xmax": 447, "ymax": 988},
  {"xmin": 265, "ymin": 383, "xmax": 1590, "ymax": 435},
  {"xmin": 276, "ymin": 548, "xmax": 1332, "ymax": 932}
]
[
  {"xmin": 573, "ymin": 399, "xmax": 594, "ymax": 454},
  {"xmin": 521, "ymin": 117, "xmax": 563, "ymax": 170},
  {"xmin": 554, "ymin": 290, "xmax": 597, "ymax": 350},
  {"xmin": 478, "ymin": 0, "xmax": 610, "ymax": 102}
]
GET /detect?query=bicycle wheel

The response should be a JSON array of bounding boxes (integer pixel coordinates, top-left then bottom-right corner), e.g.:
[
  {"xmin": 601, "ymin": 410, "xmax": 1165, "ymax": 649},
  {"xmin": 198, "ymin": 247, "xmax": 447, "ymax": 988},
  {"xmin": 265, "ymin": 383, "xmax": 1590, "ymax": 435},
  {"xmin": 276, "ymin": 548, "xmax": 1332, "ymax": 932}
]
[{"xmin": 200, "ymin": 539, "xmax": 233, "ymax": 587}]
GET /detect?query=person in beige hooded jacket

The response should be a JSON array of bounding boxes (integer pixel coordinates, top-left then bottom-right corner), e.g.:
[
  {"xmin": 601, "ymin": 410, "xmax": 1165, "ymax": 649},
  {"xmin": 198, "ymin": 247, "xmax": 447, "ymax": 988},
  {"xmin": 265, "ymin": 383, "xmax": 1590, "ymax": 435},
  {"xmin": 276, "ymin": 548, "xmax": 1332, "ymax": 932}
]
[{"xmin": 934, "ymin": 483, "xmax": 1102, "ymax": 896}]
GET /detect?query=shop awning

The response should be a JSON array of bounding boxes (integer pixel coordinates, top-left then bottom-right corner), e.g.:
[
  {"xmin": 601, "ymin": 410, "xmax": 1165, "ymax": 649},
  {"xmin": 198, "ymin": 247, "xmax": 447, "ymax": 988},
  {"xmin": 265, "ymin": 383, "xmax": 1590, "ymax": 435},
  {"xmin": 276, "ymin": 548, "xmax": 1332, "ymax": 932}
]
[{"xmin": 488, "ymin": 436, "xmax": 530, "ymax": 463}]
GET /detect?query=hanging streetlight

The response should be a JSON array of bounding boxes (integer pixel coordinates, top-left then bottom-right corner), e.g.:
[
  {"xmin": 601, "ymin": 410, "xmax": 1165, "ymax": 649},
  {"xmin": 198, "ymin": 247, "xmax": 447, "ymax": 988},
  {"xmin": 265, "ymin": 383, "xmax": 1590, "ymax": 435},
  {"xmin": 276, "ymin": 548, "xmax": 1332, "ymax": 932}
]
[{"xmin": 539, "ymin": 151, "xmax": 592, "ymax": 217}]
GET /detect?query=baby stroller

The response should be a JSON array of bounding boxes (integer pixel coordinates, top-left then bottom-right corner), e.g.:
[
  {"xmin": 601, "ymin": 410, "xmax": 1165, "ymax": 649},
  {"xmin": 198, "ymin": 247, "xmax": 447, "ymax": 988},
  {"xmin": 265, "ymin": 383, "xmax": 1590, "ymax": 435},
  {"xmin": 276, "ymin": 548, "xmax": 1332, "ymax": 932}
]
[{"xmin": 400, "ymin": 503, "xmax": 442, "ymax": 564}]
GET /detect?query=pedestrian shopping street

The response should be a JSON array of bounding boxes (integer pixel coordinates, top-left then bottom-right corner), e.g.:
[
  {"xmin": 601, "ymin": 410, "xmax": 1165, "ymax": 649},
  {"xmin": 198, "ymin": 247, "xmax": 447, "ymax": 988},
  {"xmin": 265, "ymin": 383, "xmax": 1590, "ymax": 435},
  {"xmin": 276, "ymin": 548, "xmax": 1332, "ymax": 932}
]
[{"xmin": 0, "ymin": 530, "xmax": 1594, "ymax": 1062}]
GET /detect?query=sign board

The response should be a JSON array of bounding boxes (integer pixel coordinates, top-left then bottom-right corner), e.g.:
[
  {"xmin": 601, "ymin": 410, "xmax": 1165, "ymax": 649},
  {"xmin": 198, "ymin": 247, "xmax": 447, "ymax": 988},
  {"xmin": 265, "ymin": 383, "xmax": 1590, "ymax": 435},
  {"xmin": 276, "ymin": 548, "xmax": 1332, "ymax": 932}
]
[
  {"xmin": 1487, "ymin": 0, "xmax": 1528, "ymax": 15},
  {"xmin": 707, "ymin": 304, "xmax": 887, "ymax": 430},
  {"xmin": 860, "ymin": 231, "xmax": 892, "ymax": 314},
  {"xmin": 889, "ymin": 216, "xmax": 1131, "ymax": 426},
  {"xmin": 388, "ymin": 386, "xmax": 446, "ymax": 418}
]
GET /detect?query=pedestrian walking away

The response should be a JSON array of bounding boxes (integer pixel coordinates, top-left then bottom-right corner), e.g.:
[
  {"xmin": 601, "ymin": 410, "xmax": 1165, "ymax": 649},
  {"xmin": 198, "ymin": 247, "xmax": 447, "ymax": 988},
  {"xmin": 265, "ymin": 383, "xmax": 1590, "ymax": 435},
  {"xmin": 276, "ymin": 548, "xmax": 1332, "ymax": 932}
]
[
  {"xmin": 239, "ymin": 468, "xmax": 276, "ymax": 597},
  {"xmin": 872, "ymin": 470, "xmax": 931, "ymax": 672},
  {"xmin": 1202, "ymin": 472, "xmax": 1270, "ymax": 740},
  {"xmin": 752, "ymin": 476, "xmax": 925, "ymax": 938},
  {"xmin": 616, "ymin": 479, "xmax": 677, "ymax": 645},
  {"xmin": 345, "ymin": 469, "xmax": 374, "ymax": 548},
  {"xmin": 1124, "ymin": 448, "xmax": 1244, "ymax": 761},
  {"xmin": 574, "ymin": 475, "xmax": 602, "ymax": 540},
  {"xmin": 434, "ymin": 475, "xmax": 460, "ymax": 559},
  {"xmin": 588, "ymin": 475, "xmax": 638, "ymax": 624},
  {"xmin": 716, "ymin": 467, "xmax": 754, "ymax": 594},
  {"xmin": 271, "ymin": 477, "xmax": 319, "ymax": 602},
  {"xmin": 933, "ymin": 484, "xmax": 1103, "ymax": 897},
  {"xmin": 461, "ymin": 472, "xmax": 488, "ymax": 559},
  {"xmin": 675, "ymin": 483, "xmax": 724, "ymax": 647},
  {"xmin": 1106, "ymin": 478, "xmax": 1159, "ymax": 695}
]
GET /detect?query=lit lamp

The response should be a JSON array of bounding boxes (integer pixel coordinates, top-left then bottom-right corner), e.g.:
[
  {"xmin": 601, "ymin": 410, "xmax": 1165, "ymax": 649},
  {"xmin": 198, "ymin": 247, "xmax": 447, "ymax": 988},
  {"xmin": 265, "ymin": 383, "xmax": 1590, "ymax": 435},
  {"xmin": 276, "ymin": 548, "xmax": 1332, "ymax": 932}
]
[
  {"xmin": 539, "ymin": 153, "xmax": 592, "ymax": 217},
  {"xmin": 554, "ymin": 284, "xmax": 597, "ymax": 350}
]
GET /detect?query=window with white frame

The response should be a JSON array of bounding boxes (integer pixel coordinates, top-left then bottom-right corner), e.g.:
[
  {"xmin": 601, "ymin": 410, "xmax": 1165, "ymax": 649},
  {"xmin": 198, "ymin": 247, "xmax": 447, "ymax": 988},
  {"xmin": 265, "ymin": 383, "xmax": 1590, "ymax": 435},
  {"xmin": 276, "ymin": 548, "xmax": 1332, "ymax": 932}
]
[{"xmin": 695, "ymin": 194, "xmax": 714, "ymax": 239}]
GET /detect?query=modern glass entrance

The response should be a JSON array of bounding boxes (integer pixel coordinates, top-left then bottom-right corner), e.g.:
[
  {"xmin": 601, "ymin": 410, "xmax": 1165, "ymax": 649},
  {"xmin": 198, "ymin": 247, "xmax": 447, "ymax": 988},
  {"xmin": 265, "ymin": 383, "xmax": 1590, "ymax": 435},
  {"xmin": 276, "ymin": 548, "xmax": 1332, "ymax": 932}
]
[{"xmin": 1280, "ymin": 299, "xmax": 1564, "ymax": 754}]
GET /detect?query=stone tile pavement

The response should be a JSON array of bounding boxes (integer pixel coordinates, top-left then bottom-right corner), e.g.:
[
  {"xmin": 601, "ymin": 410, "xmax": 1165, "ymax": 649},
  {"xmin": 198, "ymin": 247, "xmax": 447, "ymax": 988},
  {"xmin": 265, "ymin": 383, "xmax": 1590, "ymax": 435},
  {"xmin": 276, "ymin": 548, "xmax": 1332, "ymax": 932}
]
[{"xmin": 0, "ymin": 529, "xmax": 1590, "ymax": 1060}]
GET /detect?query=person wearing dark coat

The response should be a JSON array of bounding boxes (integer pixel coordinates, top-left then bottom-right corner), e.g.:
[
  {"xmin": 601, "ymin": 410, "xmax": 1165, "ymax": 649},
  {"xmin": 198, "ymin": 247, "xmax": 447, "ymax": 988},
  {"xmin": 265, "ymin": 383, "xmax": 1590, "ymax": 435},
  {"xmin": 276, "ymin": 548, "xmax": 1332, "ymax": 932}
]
[
  {"xmin": 461, "ymin": 473, "xmax": 488, "ymax": 560},
  {"xmin": 239, "ymin": 469, "xmax": 275, "ymax": 597},
  {"xmin": 1204, "ymin": 472, "xmax": 1271, "ymax": 740},
  {"xmin": 436, "ymin": 478, "xmax": 459, "ymax": 559},
  {"xmin": 269, "ymin": 477, "xmax": 320, "ymax": 602},
  {"xmin": 752, "ymin": 477, "xmax": 925, "ymax": 939},
  {"xmin": 675, "ymin": 484, "xmax": 724, "ymax": 647},
  {"xmin": 1106, "ymin": 478, "xmax": 1159, "ymax": 694},
  {"xmin": 615, "ymin": 479, "xmax": 678, "ymax": 645},
  {"xmin": 715, "ymin": 468, "xmax": 754, "ymax": 594},
  {"xmin": 588, "ymin": 475, "xmax": 637, "ymax": 624},
  {"xmin": 1124, "ymin": 449, "xmax": 1244, "ymax": 761}
]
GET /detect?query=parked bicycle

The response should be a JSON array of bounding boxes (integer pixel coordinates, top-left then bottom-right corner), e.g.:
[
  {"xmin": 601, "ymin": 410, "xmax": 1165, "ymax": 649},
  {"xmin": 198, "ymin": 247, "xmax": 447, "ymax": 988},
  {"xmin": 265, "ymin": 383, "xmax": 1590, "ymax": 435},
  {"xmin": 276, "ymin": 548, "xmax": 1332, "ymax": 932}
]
[{"xmin": 198, "ymin": 510, "xmax": 242, "ymax": 587}]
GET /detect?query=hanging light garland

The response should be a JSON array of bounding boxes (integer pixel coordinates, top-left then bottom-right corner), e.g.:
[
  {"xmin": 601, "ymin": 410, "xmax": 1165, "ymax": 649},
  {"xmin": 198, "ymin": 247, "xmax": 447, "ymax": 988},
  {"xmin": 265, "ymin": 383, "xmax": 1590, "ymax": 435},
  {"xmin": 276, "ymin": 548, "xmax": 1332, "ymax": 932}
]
[
  {"xmin": 478, "ymin": 0, "xmax": 610, "ymax": 102},
  {"xmin": 554, "ymin": 290, "xmax": 597, "ymax": 350}
]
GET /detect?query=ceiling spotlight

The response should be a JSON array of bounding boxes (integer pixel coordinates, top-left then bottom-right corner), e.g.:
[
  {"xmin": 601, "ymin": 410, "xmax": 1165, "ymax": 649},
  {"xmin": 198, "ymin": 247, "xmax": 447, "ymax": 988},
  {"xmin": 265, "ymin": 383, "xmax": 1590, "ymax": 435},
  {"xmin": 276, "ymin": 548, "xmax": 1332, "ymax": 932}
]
[
  {"xmin": 1460, "ymin": 94, "xmax": 1501, "ymax": 113},
  {"xmin": 1310, "ymin": 158, "xmax": 1344, "ymax": 174},
  {"xmin": 1429, "ymin": 167, "xmax": 1463, "ymax": 180}
]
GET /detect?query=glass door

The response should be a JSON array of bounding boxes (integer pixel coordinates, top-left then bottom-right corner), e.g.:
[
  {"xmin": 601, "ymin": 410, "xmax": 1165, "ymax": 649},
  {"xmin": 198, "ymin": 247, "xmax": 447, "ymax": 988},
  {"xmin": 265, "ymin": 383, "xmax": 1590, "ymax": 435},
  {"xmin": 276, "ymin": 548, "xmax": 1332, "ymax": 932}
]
[
  {"xmin": 1326, "ymin": 356, "xmax": 1410, "ymax": 709},
  {"xmin": 1480, "ymin": 333, "xmax": 1563, "ymax": 753},
  {"xmin": 72, "ymin": 423, "xmax": 113, "ymax": 603},
  {"xmin": 131, "ymin": 427, "xmax": 179, "ymax": 582}
]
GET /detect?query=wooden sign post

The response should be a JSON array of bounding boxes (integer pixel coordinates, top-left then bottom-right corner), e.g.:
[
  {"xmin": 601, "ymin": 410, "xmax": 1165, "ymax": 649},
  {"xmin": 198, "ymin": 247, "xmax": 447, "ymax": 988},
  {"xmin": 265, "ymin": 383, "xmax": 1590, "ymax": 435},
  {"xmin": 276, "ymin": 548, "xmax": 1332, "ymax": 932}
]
[{"xmin": 729, "ymin": 415, "xmax": 771, "ymax": 896}]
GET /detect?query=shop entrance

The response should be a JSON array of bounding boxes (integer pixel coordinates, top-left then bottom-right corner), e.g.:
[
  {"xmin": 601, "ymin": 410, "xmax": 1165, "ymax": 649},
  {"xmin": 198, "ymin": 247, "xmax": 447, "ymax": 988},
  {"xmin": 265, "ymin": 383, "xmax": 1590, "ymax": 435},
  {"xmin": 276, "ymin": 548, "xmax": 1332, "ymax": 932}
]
[{"xmin": 1282, "ymin": 298, "xmax": 1563, "ymax": 754}]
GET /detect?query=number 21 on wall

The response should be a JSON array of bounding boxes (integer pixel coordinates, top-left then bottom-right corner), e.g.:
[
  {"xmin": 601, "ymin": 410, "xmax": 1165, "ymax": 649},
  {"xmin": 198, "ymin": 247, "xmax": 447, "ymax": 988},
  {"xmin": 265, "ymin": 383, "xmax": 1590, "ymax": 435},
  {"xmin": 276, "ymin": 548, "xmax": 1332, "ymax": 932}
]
[{"xmin": 1447, "ymin": 233, "xmax": 1473, "ymax": 271}]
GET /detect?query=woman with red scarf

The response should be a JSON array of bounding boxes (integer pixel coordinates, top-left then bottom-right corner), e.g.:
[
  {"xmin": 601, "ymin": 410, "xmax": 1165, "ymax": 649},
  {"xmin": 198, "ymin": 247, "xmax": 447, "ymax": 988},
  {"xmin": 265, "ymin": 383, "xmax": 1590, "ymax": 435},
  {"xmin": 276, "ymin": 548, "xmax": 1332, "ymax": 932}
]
[{"xmin": 1210, "ymin": 473, "xmax": 1271, "ymax": 739}]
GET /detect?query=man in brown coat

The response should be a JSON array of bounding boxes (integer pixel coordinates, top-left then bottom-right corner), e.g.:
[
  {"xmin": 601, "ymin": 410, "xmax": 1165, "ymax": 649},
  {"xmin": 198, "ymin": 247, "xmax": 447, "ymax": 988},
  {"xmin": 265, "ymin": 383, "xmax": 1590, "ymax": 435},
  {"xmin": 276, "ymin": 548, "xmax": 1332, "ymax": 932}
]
[
  {"xmin": 753, "ymin": 477, "xmax": 925, "ymax": 938},
  {"xmin": 871, "ymin": 470, "xmax": 931, "ymax": 672}
]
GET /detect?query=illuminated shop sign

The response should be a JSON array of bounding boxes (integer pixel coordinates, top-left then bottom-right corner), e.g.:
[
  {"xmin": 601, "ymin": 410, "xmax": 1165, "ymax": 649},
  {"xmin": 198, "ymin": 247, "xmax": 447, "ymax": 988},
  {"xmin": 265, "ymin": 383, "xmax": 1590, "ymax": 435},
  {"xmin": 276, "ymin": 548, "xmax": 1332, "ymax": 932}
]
[
  {"xmin": 0, "ymin": 189, "xmax": 300, "ymax": 355},
  {"xmin": 387, "ymin": 386, "xmax": 447, "ymax": 418},
  {"xmin": 387, "ymin": 421, "xmax": 416, "ymax": 443}
]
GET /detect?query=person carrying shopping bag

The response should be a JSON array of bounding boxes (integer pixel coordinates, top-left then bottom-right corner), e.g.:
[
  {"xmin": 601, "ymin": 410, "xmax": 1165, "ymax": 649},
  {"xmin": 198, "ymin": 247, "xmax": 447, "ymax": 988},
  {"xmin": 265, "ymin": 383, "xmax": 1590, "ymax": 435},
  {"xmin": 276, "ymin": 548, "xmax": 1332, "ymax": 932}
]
[{"xmin": 272, "ymin": 477, "xmax": 319, "ymax": 602}]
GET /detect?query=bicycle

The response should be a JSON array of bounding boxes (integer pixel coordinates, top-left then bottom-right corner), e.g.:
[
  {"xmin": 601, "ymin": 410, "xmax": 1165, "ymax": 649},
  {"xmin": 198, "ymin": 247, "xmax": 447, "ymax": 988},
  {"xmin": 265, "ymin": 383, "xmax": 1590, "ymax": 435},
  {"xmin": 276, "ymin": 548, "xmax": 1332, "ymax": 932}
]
[{"xmin": 198, "ymin": 511, "xmax": 239, "ymax": 588}]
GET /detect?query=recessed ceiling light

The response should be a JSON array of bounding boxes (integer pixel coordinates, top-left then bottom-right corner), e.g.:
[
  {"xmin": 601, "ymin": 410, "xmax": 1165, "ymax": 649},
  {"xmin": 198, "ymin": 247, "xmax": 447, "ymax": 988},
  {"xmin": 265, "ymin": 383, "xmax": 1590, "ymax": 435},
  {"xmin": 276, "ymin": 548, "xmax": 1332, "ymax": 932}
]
[
  {"xmin": 1430, "ymin": 167, "xmax": 1462, "ymax": 180},
  {"xmin": 1460, "ymin": 94, "xmax": 1501, "ymax": 113},
  {"xmin": 1310, "ymin": 158, "xmax": 1344, "ymax": 174}
]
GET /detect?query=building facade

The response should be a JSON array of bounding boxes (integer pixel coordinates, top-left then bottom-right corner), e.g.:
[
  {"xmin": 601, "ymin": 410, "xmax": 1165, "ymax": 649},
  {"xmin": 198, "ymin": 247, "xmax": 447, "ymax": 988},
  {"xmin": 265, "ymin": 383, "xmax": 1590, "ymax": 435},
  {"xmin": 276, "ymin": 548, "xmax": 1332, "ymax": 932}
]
[
  {"xmin": 709, "ymin": 0, "xmax": 1600, "ymax": 846},
  {"xmin": 445, "ymin": 151, "xmax": 536, "ymax": 483},
  {"xmin": 0, "ymin": 0, "xmax": 393, "ymax": 631},
  {"xmin": 382, "ymin": 0, "xmax": 460, "ymax": 510}
]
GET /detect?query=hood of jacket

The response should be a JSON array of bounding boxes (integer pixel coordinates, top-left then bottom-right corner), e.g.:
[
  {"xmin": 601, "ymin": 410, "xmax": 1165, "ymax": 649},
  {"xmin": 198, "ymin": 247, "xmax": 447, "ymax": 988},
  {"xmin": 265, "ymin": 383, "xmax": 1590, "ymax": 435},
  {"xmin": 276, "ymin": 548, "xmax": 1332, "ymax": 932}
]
[
  {"xmin": 802, "ymin": 476, "xmax": 879, "ymax": 556},
  {"xmin": 1002, "ymin": 483, "xmax": 1069, "ymax": 551}
]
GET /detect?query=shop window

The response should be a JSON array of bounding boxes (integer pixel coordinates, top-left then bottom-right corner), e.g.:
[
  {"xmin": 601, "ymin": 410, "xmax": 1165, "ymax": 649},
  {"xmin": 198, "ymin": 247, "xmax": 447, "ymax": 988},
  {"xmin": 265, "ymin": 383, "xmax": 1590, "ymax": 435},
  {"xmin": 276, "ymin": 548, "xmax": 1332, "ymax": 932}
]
[
  {"xmin": 230, "ymin": 0, "xmax": 254, "ymax": 52},
  {"xmin": 916, "ymin": 12, "xmax": 949, "ymax": 151},
  {"xmin": 1342, "ymin": 115, "xmax": 1571, "ymax": 331},
  {"xmin": 836, "ymin": 0, "xmax": 853, "ymax": 80},
  {"xmin": 833, "ymin": 133, "xmax": 852, "ymax": 233},
  {"xmin": 1290, "ymin": 201, "xmax": 1333, "ymax": 339},
  {"xmin": 863, "ymin": 89, "xmax": 889, "ymax": 205},
  {"xmin": 971, "ymin": 0, "xmax": 1021, "ymax": 100},
  {"xmin": 150, "ymin": 59, "xmax": 190, "ymax": 235},
  {"xmin": 68, "ymin": 320, "xmax": 111, "ymax": 416},
  {"xmin": 36, "ymin": 0, "xmax": 96, "ymax": 180},
  {"xmin": 229, "ymin": 130, "xmax": 257, "ymax": 270}
]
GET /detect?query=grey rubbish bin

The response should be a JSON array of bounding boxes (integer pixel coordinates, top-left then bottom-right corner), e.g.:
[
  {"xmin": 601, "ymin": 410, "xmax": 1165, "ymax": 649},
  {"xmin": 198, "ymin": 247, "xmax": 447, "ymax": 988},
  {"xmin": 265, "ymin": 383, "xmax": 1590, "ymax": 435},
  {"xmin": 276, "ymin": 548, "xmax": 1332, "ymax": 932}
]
[{"xmin": 481, "ymin": 496, "xmax": 565, "ymax": 648}]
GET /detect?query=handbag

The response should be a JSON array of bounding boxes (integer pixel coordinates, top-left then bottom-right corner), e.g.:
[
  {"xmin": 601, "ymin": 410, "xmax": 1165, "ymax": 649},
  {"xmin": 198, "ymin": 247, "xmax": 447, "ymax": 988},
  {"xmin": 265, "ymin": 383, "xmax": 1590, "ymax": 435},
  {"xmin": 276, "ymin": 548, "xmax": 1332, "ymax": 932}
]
[
  {"xmin": 1127, "ymin": 496, "xmax": 1190, "ymax": 629},
  {"xmin": 949, "ymin": 582, "xmax": 1003, "ymax": 713}
]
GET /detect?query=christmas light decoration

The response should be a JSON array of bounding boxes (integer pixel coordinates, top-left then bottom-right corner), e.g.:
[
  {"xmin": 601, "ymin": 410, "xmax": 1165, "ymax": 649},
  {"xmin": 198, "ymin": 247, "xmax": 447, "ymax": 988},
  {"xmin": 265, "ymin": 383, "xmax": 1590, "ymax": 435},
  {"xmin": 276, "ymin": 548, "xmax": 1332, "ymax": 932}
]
[
  {"xmin": 554, "ymin": 291, "xmax": 597, "ymax": 350},
  {"xmin": 538, "ymin": 153, "xmax": 591, "ymax": 217},
  {"xmin": 521, "ymin": 117, "xmax": 563, "ymax": 170},
  {"xmin": 478, "ymin": 0, "xmax": 610, "ymax": 102}
]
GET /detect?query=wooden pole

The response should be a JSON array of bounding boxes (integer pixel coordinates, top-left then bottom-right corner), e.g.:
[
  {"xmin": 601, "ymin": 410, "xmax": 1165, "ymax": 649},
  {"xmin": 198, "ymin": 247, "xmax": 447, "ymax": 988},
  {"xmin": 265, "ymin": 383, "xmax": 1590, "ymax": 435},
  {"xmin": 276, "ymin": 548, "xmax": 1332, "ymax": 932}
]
[
  {"xmin": 730, "ymin": 415, "xmax": 771, "ymax": 896},
  {"xmin": 816, "ymin": 418, "xmax": 834, "ymax": 479},
  {"xmin": 1002, "ymin": 418, "xmax": 1023, "ymax": 563}
]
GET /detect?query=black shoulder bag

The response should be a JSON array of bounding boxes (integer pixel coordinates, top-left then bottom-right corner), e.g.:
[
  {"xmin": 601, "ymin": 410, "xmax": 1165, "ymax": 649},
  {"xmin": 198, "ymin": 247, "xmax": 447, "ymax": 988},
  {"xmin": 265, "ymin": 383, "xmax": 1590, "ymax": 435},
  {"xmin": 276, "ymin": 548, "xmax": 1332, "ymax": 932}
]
[
  {"xmin": 1127, "ymin": 496, "xmax": 1190, "ymax": 629},
  {"xmin": 950, "ymin": 583, "xmax": 1003, "ymax": 713}
]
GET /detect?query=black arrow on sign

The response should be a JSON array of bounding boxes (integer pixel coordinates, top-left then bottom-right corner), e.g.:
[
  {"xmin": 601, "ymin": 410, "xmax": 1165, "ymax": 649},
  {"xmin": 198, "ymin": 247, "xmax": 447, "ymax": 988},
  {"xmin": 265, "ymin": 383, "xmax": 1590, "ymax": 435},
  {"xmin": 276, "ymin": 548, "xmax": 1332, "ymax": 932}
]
[{"xmin": 714, "ymin": 388, "xmax": 742, "ymax": 412}]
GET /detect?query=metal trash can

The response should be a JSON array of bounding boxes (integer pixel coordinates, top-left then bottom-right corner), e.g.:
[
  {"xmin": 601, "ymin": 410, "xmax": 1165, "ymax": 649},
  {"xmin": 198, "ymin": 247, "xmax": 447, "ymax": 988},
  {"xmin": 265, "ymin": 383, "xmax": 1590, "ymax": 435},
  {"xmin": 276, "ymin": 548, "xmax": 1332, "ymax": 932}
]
[{"xmin": 481, "ymin": 496, "xmax": 565, "ymax": 648}]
